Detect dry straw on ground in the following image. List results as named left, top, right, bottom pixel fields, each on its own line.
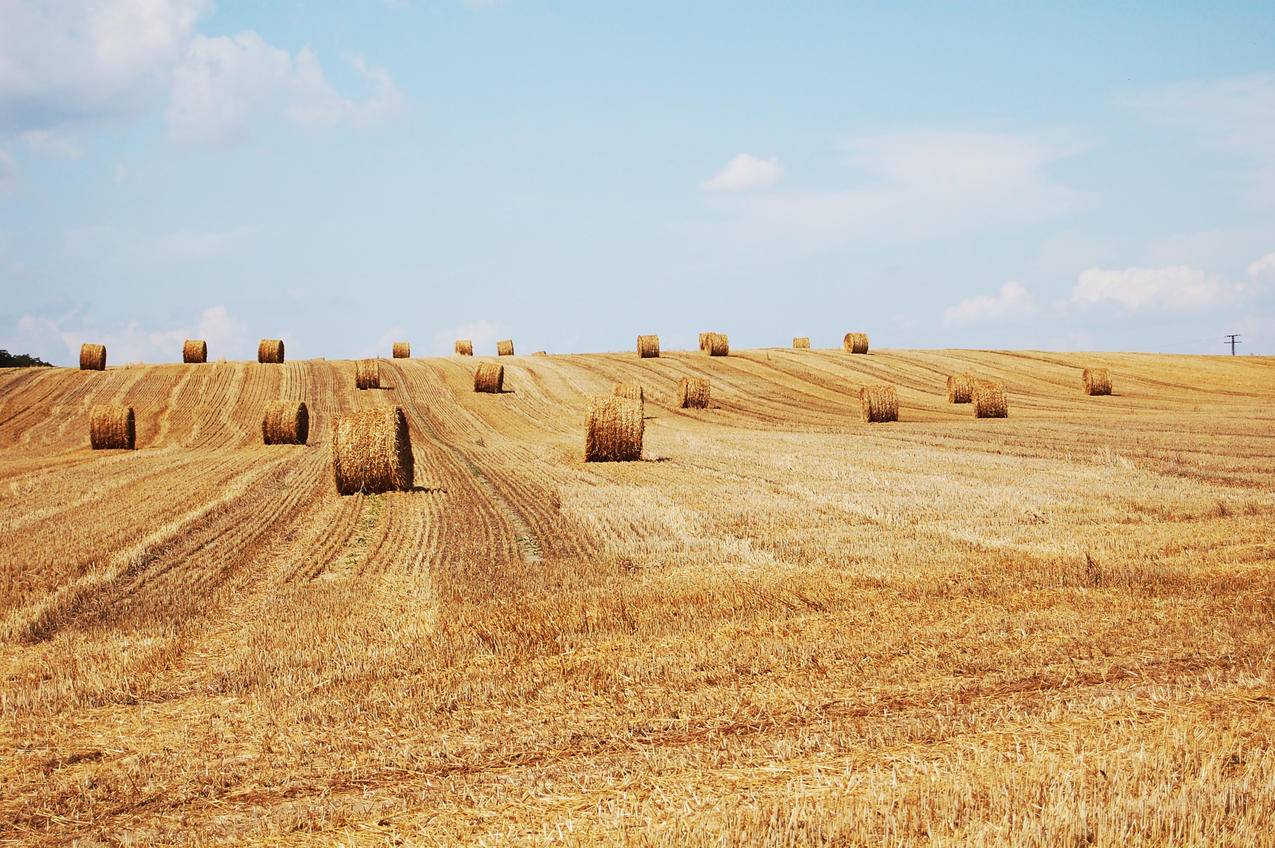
left=474, top=363, right=504, bottom=393
left=262, top=401, right=309, bottom=445
left=947, top=372, right=975, bottom=404
left=584, top=396, right=644, bottom=462
left=705, top=333, right=729, bottom=356
left=331, top=406, right=414, bottom=495
left=860, top=384, right=899, bottom=423
left=79, top=343, right=106, bottom=371
left=182, top=340, right=207, bottom=364
left=89, top=404, right=134, bottom=449
left=355, top=360, right=381, bottom=390
left=793, top=337, right=811, bottom=349
left=843, top=333, right=870, bottom=354
left=455, top=340, right=474, bottom=356
left=613, top=381, right=645, bottom=404
left=392, top=342, right=410, bottom=359
left=637, top=334, right=660, bottom=358
left=678, top=376, right=711, bottom=408
left=1083, top=368, right=1112, bottom=396
left=258, top=339, right=285, bottom=364
left=973, top=379, right=1008, bottom=418
left=497, top=339, right=515, bottom=356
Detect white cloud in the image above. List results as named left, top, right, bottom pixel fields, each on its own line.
left=943, top=281, right=1034, bottom=326
left=432, top=320, right=502, bottom=355
left=0, top=149, right=15, bottom=193
left=1248, top=251, right=1275, bottom=279
left=167, top=32, right=401, bottom=145
left=701, top=154, right=784, bottom=192
left=0, top=0, right=210, bottom=131
left=1072, top=265, right=1240, bottom=311
left=10, top=305, right=248, bottom=364
left=22, top=129, right=82, bottom=158
left=710, top=131, right=1085, bottom=250
left=154, top=229, right=241, bottom=261
left=1128, top=75, right=1275, bottom=206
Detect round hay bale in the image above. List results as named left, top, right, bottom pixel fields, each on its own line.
left=258, top=339, right=285, bottom=364
left=699, top=332, right=711, bottom=351
left=946, top=372, right=975, bottom=404
left=637, top=334, right=660, bottom=358
left=474, top=362, right=504, bottom=393
left=972, top=379, right=1008, bottom=418
left=1082, top=368, right=1112, bottom=396
left=332, top=406, right=414, bottom=495
left=262, top=401, right=309, bottom=445
left=705, top=333, right=729, bottom=356
left=792, top=337, right=811, bottom=349
left=392, top=342, right=411, bottom=359
left=79, top=343, right=106, bottom=371
left=90, top=404, right=134, bottom=449
left=584, top=396, right=644, bottom=462
left=455, top=339, right=474, bottom=356
left=842, top=333, right=870, bottom=354
left=859, top=385, right=898, bottom=423
left=497, top=339, right=515, bottom=356
left=678, top=376, right=710, bottom=409
left=531, top=350, right=548, bottom=356
left=182, top=339, right=207, bottom=363
left=613, top=381, right=645, bottom=405
left=355, top=359, right=381, bottom=390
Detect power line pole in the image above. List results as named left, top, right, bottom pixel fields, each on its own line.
left=1225, top=333, right=1241, bottom=355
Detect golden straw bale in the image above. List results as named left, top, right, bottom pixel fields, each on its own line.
left=584, top=396, right=644, bottom=462
left=262, top=401, right=309, bottom=445
left=392, top=342, right=410, bottom=359
left=793, top=337, right=810, bottom=349
left=332, top=406, right=414, bottom=495
left=699, top=332, right=710, bottom=351
left=705, top=332, right=729, bottom=356
left=258, top=339, right=285, bottom=363
left=182, top=339, right=207, bottom=363
left=859, top=385, right=899, bottom=423
left=637, top=334, right=660, bottom=358
left=355, top=359, right=381, bottom=390
left=842, top=333, right=870, bottom=354
left=474, top=362, right=504, bottom=393
left=1083, top=368, right=1112, bottom=396
left=79, top=343, right=106, bottom=371
left=455, top=339, right=474, bottom=356
left=497, top=339, right=515, bottom=356
left=946, top=372, right=975, bottom=404
left=972, top=379, right=1008, bottom=418
left=613, top=381, right=645, bottom=405
left=678, top=376, right=710, bottom=409
left=89, top=405, right=134, bottom=449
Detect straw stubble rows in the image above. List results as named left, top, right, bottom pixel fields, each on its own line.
left=1, top=348, right=1273, bottom=845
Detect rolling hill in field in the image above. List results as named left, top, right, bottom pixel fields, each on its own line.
left=2, top=347, right=1274, bottom=845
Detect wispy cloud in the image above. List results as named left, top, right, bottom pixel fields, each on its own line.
left=154, top=229, right=242, bottom=261
left=432, top=320, right=502, bottom=355
left=701, top=154, right=784, bottom=192
left=1072, top=265, right=1241, bottom=311
left=943, top=281, right=1034, bottom=326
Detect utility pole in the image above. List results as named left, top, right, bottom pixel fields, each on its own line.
left=1225, top=333, right=1241, bottom=355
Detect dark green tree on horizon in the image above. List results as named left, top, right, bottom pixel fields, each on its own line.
left=0, top=349, right=53, bottom=368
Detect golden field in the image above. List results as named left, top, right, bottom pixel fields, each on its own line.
left=1, top=347, right=1273, bottom=846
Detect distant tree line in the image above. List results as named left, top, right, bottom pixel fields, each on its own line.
left=0, top=349, right=53, bottom=368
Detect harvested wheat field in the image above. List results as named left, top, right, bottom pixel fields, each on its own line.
left=2, top=347, right=1275, bottom=846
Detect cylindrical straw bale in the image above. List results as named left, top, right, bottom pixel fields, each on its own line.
left=262, top=401, right=309, bottom=445
left=859, top=385, right=899, bottom=423
left=90, top=404, right=134, bottom=449
left=705, top=333, right=729, bottom=356
left=497, top=339, right=515, bottom=356
left=258, top=339, right=285, bottom=363
left=637, top=334, right=660, bottom=358
left=793, top=337, right=811, bottom=349
left=355, top=359, right=381, bottom=390
left=474, top=362, right=504, bottom=393
left=613, top=381, right=645, bottom=405
left=946, top=372, right=975, bottom=404
left=182, top=339, right=207, bottom=363
left=842, top=333, right=870, bottom=354
left=455, top=339, right=474, bottom=356
left=80, top=343, right=106, bottom=371
left=584, top=396, right=644, bottom=462
left=1082, top=368, right=1112, bottom=396
left=973, top=379, right=1008, bottom=418
left=392, top=342, right=410, bottom=359
left=331, top=407, right=414, bottom=495
left=699, top=332, right=710, bottom=351
left=678, top=376, right=710, bottom=409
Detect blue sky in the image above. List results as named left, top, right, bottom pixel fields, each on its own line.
left=3, top=1, right=1274, bottom=363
